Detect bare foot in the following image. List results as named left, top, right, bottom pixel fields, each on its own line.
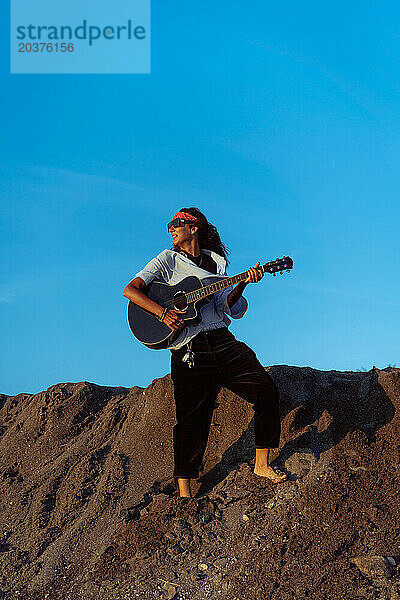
left=253, top=464, right=288, bottom=483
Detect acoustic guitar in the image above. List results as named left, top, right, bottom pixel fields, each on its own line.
left=127, top=256, right=293, bottom=349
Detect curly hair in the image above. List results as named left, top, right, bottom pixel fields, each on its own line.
left=171, top=207, right=230, bottom=265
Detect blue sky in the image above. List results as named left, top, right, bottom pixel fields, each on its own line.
left=1, top=1, right=399, bottom=395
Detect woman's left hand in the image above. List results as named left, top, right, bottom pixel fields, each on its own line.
left=245, top=261, right=264, bottom=284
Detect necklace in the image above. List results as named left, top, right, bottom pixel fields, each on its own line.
left=182, top=249, right=203, bottom=268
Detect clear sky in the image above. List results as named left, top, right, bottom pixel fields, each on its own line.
left=1, top=1, right=399, bottom=396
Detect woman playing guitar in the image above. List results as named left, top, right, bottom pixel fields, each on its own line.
left=123, top=207, right=288, bottom=497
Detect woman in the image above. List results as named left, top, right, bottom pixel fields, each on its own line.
left=123, top=207, right=287, bottom=497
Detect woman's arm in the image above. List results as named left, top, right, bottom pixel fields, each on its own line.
left=226, top=261, right=263, bottom=308
left=123, top=278, right=184, bottom=331
left=227, top=281, right=248, bottom=308
left=123, top=277, right=164, bottom=318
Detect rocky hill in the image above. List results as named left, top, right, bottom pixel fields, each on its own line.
left=0, top=365, right=399, bottom=600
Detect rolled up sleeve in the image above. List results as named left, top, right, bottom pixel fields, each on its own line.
left=214, top=286, right=248, bottom=319
left=134, top=251, right=168, bottom=286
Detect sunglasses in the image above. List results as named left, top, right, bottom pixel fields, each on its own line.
left=167, top=218, right=196, bottom=231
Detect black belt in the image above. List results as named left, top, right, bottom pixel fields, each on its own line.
left=171, top=327, right=229, bottom=367
left=196, top=327, right=229, bottom=337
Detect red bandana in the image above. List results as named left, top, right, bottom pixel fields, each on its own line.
left=172, top=211, right=201, bottom=223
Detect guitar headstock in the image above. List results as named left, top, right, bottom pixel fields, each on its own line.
left=263, top=256, right=293, bottom=276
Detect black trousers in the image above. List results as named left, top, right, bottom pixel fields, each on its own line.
left=170, top=327, right=281, bottom=479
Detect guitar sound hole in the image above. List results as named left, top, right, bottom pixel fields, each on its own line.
left=173, top=292, right=188, bottom=311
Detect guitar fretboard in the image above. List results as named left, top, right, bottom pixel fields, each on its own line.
left=186, top=272, right=252, bottom=303
left=185, top=264, right=270, bottom=304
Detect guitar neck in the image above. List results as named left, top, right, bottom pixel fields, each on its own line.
left=185, top=264, right=269, bottom=304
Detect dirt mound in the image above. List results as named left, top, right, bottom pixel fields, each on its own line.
left=0, top=366, right=399, bottom=600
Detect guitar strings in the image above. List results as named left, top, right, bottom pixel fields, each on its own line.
left=157, top=264, right=286, bottom=310
left=159, top=279, right=241, bottom=309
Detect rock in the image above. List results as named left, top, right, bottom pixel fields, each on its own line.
left=162, top=582, right=178, bottom=599
left=350, top=555, right=400, bottom=579
left=213, top=557, right=230, bottom=569
left=284, top=451, right=316, bottom=477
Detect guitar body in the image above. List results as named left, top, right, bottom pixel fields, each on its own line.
left=127, top=276, right=212, bottom=349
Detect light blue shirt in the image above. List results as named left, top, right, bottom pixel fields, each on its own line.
left=134, top=248, right=248, bottom=349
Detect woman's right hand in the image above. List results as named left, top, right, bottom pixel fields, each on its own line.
left=161, top=309, right=186, bottom=331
